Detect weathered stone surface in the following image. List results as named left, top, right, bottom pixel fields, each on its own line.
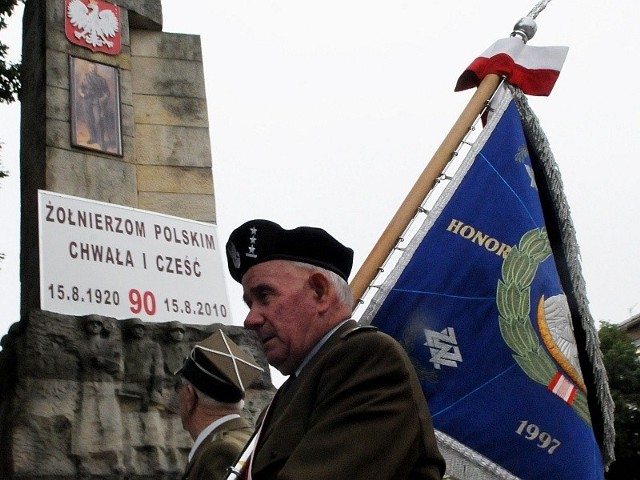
left=45, top=0, right=65, bottom=33
left=132, top=56, right=205, bottom=98
left=122, top=133, right=135, bottom=160
left=133, top=94, right=209, bottom=127
left=46, top=49, right=69, bottom=89
left=138, top=192, right=216, bottom=222
left=137, top=165, right=213, bottom=194
left=119, top=68, right=134, bottom=108
left=122, top=0, right=163, bottom=30
left=131, top=31, right=202, bottom=62
left=118, top=6, right=132, bottom=46
left=134, top=124, right=212, bottom=167
left=121, top=103, right=136, bottom=139
left=45, top=84, right=69, bottom=121
left=45, top=30, right=132, bottom=71
left=46, top=118, right=70, bottom=149
left=45, top=27, right=87, bottom=57
left=0, top=310, right=274, bottom=479
left=46, top=149, right=138, bottom=207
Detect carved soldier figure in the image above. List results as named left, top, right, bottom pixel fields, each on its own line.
left=163, top=321, right=191, bottom=378
left=120, top=318, right=167, bottom=473
left=162, top=320, right=193, bottom=473
left=72, top=314, right=124, bottom=475
left=122, top=317, right=164, bottom=408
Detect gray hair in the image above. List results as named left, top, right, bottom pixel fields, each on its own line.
left=291, top=261, right=353, bottom=307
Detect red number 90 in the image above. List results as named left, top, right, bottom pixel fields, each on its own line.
left=129, top=289, right=156, bottom=315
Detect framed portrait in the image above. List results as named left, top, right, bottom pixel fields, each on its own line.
left=69, top=56, right=122, bottom=156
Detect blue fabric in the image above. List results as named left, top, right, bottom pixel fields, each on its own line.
left=370, top=100, right=604, bottom=479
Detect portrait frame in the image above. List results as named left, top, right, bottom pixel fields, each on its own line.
left=69, top=56, right=122, bottom=156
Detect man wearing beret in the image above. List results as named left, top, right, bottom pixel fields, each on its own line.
left=176, top=330, right=263, bottom=480
left=226, top=219, right=445, bottom=479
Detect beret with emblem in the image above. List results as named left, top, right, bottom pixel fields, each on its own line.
left=226, top=219, right=354, bottom=283
left=177, top=330, right=263, bottom=403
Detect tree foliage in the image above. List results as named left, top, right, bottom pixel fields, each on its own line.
left=600, top=322, right=640, bottom=479
left=0, top=145, right=6, bottom=267
left=0, top=0, right=22, bottom=104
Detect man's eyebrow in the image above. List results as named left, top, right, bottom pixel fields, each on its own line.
left=243, top=283, right=270, bottom=305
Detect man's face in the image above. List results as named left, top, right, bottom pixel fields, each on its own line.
left=242, top=260, right=325, bottom=375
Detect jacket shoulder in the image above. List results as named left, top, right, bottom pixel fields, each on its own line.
left=339, top=324, right=378, bottom=339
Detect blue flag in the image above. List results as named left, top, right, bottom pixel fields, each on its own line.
left=359, top=87, right=606, bottom=479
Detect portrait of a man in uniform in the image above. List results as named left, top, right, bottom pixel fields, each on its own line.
left=70, top=56, right=122, bottom=155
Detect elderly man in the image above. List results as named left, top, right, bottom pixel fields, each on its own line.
left=176, top=330, right=263, bottom=480
left=225, top=219, right=445, bottom=480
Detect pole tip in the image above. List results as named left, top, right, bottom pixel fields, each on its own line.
left=511, top=17, right=537, bottom=43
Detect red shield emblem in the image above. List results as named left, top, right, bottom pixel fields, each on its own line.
left=65, top=0, right=121, bottom=55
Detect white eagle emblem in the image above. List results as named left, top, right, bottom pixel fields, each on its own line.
left=67, top=0, right=119, bottom=49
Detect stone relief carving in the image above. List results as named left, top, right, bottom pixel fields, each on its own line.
left=0, top=311, right=274, bottom=479
left=120, top=317, right=168, bottom=474
left=72, top=315, right=125, bottom=476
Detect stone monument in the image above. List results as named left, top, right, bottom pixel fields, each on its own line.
left=19, top=0, right=217, bottom=316
left=0, top=1, right=275, bottom=478
left=1, top=311, right=273, bottom=478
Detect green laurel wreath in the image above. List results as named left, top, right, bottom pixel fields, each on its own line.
left=497, top=227, right=591, bottom=425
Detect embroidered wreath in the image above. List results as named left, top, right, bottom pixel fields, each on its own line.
left=497, top=227, right=591, bottom=424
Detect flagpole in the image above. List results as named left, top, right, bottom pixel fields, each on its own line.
left=349, top=73, right=502, bottom=309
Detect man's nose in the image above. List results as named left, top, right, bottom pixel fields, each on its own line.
left=244, top=307, right=263, bottom=329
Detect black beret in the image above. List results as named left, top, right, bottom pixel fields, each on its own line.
left=226, top=219, right=354, bottom=283
left=177, top=330, right=263, bottom=403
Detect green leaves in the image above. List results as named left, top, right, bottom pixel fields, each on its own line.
left=0, top=0, right=22, bottom=104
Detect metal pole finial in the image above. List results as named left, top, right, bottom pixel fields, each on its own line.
left=511, top=17, right=537, bottom=43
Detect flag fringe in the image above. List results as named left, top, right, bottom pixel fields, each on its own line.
left=435, top=430, right=522, bottom=480
left=510, top=85, right=616, bottom=468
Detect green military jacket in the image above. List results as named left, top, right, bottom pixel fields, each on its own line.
left=251, top=320, right=446, bottom=479
left=183, top=416, right=253, bottom=480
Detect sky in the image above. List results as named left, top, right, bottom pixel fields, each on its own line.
left=1, top=0, right=639, bottom=345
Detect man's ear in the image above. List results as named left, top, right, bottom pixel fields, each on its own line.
left=308, top=272, right=331, bottom=310
left=186, top=384, right=198, bottom=413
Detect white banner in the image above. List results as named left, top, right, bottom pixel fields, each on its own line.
left=38, top=190, right=230, bottom=324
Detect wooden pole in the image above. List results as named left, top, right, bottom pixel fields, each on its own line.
left=349, top=73, right=502, bottom=309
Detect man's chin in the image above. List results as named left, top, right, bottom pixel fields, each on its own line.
left=265, top=354, right=293, bottom=376
left=265, top=353, right=285, bottom=370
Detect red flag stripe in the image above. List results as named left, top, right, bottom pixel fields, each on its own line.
left=455, top=37, right=568, bottom=96
left=548, top=372, right=578, bottom=405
